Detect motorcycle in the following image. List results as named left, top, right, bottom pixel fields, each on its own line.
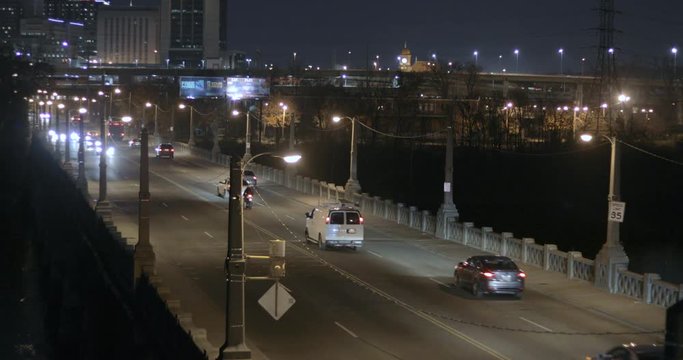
left=244, top=193, right=254, bottom=209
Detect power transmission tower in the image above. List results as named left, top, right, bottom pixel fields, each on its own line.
left=593, top=0, right=621, bottom=135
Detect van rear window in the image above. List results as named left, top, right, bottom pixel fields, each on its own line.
left=329, top=212, right=345, bottom=224
left=329, top=211, right=361, bottom=225
left=346, top=212, right=361, bottom=224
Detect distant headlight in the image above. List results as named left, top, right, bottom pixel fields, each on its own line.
left=95, top=140, right=102, bottom=147
left=70, top=132, right=80, bottom=141
left=106, top=147, right=115, bottom=156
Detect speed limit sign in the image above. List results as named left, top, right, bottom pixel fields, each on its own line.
left=608, top=201, right=626, bottom=223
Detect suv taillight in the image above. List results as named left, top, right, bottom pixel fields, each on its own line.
left=325, top=217, right=330, bottom=224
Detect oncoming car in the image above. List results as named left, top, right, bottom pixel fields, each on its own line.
left=589, top=343, right=664, bottom=359
left=454, top=255, right=526, bottom=298
left=155, top=143, right=174, bottom=158
left=128, top=138, right=141, bottom=147
left=243, top=170, right=257, bottom=186
left=305, top=203, right=364, bottom=250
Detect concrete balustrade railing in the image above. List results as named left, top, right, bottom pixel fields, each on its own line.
left=179, top=142, right=682, bottom=308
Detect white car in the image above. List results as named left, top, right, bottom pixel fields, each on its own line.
left=217, top=178, right=251, bottom=198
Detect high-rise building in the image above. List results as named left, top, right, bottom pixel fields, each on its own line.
left=17, top=17, right=85, bottom=66
left=96, top=7, right=160, bottom=65
left=43, top=0, right=101, bottom=60
left=159, top=0, right=220, bottom=69
left=0, top=1, right=22, bottom=44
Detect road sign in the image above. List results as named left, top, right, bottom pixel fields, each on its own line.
left=258, top=282, right=295, bottom=320
left=608, top=201, right=626, bottom=223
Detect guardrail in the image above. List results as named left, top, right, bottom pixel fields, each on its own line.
left=177, top=142, right=683, bottom=309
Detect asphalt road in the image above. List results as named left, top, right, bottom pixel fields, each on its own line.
left=80, top=143, right=665, bottom=360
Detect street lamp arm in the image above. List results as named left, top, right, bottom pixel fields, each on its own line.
left=241, top=152, right=302, bottom=172
left=241, top=152, right=273, bottom=170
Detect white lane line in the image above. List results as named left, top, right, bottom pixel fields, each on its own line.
left=181, top=215, right=189, bottom=221
left=334, top=321, right=358, bottom=338
left=519, top=317, right=553, bottom=332
left=285, top=215, right=296, bottom=221
left=429, top=278, right=448, bottom=287
left=367, top=250, right=383, bottom=258
left=204, top=231, right=214, bottom=238
left=161, top=202, right=168, bottom=208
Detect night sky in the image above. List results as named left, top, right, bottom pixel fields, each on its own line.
left=121, top=0, right=683, bottom=73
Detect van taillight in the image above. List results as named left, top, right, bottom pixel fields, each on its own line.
left=359, top=217, right=364, bottom=224
left=325, top=217, right=330, bottom=224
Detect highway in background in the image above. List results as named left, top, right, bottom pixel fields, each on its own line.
left=82, top=144, right=665, bottom=360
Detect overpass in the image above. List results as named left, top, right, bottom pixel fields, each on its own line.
left=48, top=65, right=671, bottom=108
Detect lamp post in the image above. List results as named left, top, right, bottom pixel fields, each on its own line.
left=580, top=133, right=629, bottom=292
left=437, top=122, right=459, bottom=238
left=178, top=103, right=196, bottom=146
left=98, top=91, right=110, bottom=211
left=145, top=102, right=163, bottom=143
left=558, top=48, right=564, bottom=74
left=76, top=106, right=88, bottom=195
left=55, top=103, right=64, bottom=160
left=332, top=115, right=362, bottom=195
left=220, top=152, right=301, bottom=360
left=473, top=51, right=478, bottom=67
left=672, top=47, right=678, bottom=79
left=513, top=49, right=519, bottom=73
left=231, top=109, right=253, bottom=162
left=279, top=103, right=287, bottom=140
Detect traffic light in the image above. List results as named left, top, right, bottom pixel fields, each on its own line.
left=270, top=257, right=286, bottom=278
left=269, top=240, right=286, bottom=279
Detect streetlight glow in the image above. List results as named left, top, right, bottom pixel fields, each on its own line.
left=580, top=134, right=593, bottom=142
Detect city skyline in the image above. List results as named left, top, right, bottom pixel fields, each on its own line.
left=112, top=0, right=683, bottom=73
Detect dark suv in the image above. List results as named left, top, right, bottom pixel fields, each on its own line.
left=155, top=143, right=174, bottom=159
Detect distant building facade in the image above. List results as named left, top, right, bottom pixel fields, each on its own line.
left=16, top=17, right=85, bottom=66
left=0, top=1, right=22, bottom=44
left=96, top=7, right=160, bottom=65
left=159, top=0, right=220, bottom=69
left=43, top=0, right=100, bottom=60
left=397, top=44, right=431, bottom=72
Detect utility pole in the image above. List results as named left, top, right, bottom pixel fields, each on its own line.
left=219, top=156, right=251, bottom=359
left=134, top=128, right=155, bottom=283
left=96, top=74, right=111, bottom=216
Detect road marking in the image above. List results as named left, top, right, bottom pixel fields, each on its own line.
left=126, top=155, right=508, bottom=360
left=246, top=220, right=511, bottom=360
left=204, top=231, right=214, bottom=238
left=519, top=317, right=553, bottom=332
left=285, top=215, right=296, bottom=221
left=429, top=278, right=448, bottom=287
left=181, top=215, right=189, bottom=221
left=367, top=250, right=383, bottom=258
left=334, top=321, right=358, bottom=338
left=161, top=202, right=168, bottom=208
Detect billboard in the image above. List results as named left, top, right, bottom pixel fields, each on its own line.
left=226, top=77, right=270, bottom=99
left=179, top=77, right=226, bottom=99
left=179, top=77, right=269, bottom=99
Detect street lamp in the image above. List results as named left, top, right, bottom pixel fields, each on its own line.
left=76, top=107, right=88, bottom=195
left=672, top=47, right=678, bottom=78
left=178, top=103, right=196, bottom=146
left=279, top=103, right=288, bottom=140
left=55, top=103, right=64, bottom=160
left=473, top=51, right=478, bottom=67
left=231, top=109, right=253, bottom=162
left=558, top=48, right=564, bottom=74
left=220, top=152, right=301, bottom=360
left=332, top=115, right=362, bottom=194
left=580, top=133, right=629, bottom=291
left=513, top=49, right=519, bottom=73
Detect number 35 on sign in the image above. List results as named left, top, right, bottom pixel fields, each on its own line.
left=608, top=201, right=626, bottom=223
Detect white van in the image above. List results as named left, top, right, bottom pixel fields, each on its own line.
left=305, top=203, right=364, bottom=250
